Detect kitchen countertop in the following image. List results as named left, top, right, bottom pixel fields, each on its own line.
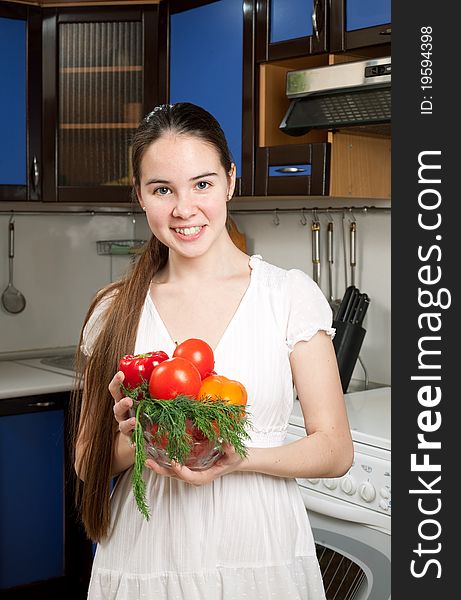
left=0, top=358, right=76, bottom=400
left=290, top=386, right=391, bottom=450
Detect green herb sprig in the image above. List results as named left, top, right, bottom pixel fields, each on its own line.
left=123, top=388, right=251, bottom=520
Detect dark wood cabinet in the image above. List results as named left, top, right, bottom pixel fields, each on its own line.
left=0, top=392, right=92, bottom=600
left=2, top=0, right=391, bottom=205
left=330, top=0, right=391, bottom=52
left=0, top=2, right=41, bottom=202
left=42, top=4, right=164, bottom=203
left=256, top=0, right=391, bottom=61
left=254, top=0, right=391, bottom=198
left=254, top=131, right=390, bottom=200
left=256, top=0, right=328, bottom=62
left=255, top=143, right=330, bottom=196
left=165, top=0, right=255, bottom=196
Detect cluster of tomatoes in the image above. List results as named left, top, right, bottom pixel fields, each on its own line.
left=119, top=338, right=247, bottom=408
left=119, top=339, right=248, bottom=461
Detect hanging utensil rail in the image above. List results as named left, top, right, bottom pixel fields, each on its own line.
left=0, top=205, right=390, bottom=218
left=230, top=206, right=389, bottom=217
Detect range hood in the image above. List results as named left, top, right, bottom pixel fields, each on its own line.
left=279, top=56, right=391, bottom=136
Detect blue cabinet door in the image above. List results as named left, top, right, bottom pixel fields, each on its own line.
left=345, top=0, right=391, bottom=31
left=257, top=0, right=327, bottom=62
left=330, top=0, right=391, bottom=51
left=0, top=409, right=65, bottom=589
left=0, top=17, right=27, bottom=186
left=169, top=0, right=243, bottom=178
left=269, top=0, right=313, bottom=43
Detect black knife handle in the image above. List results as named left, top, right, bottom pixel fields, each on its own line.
left=342, top=287, right=359, bottom=322
left=347, top=292, right=361, bottom=323
left=355, top=295, right=370, bottom=325
left=335, top=285, right=356, bottom=321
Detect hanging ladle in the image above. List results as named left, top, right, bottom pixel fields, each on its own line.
left=1, top=217, right=26, bottom=314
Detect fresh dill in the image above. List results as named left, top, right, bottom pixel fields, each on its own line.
left=126, top=391, right=251, bottom=519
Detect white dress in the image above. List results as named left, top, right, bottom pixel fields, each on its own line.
left=86, top=255, right=335, bottom=600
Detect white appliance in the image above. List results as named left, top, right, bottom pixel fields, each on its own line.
left=288, top=387, right=391, bottom=600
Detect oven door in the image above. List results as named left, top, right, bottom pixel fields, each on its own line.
left=301, top=488, right=391, bottom=600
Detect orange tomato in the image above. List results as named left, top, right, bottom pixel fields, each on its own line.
left=199, top=375, right=248, bottom=407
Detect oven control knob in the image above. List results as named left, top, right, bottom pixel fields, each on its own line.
left=359, top=481, right=376, bottom=502
left=380, top=486, right=390, bottom=499
left=307, top=479, right=320, bottom=485
left=379, top=499, right=390, bottom=511
left=340, top=476, right=356, bottom=495
left=323, top=478, right=337, bottom=490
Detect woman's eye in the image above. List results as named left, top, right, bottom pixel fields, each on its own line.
left=196, top=181, right=210, bottom=190
left=154, top=186, right=171, bottom=196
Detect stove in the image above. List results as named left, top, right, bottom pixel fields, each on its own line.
left=288, top=386, right=391, bottom=525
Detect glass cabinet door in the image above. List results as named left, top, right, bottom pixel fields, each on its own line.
left=0, top=2, right=41, bottom=203
left=0, top=16, right=26, bottom=189
left=58, top=20, right=143, bottom=189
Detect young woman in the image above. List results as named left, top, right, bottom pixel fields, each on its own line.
left=72, top=102, right=353, bottom=599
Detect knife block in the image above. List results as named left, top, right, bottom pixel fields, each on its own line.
left=332, top=320, right=366, bottom=393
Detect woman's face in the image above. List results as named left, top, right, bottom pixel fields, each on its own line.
left=136, top=132, right=235, bottom=259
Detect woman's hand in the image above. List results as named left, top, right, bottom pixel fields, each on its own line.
left=109, top=371, right=136, bottom=474
left=109, top=371, right=135, bottom=437
left=144, top=442, right=244, bottom=486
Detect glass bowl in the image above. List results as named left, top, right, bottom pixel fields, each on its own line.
left=139, top=413, right=223, bottom=471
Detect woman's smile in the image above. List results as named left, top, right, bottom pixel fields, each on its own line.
left=171, top=225, right=205, bottom=240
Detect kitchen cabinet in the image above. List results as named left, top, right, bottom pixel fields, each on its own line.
left=255, top=134, right=390, bottom=199
left=256, top=0, right=390, bottom=61
left=256, top=51, right=391, bottom=199
left=166, top=0, right=255, bottom=196
left=254, top=1, right=391, bottom=198
left=0, top=2, right=41, bottom=202
left=256, top=0, right=328, bottom=61
left=0, top=392, right=92, bottom=599
left=42, top=4, right=164, bottom=203
left=255, top=142, right=330, bottom=196
left=330, top=0, right=391, bottom=52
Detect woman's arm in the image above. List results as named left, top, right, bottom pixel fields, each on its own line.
left=239, top=331, right=353, bottom=478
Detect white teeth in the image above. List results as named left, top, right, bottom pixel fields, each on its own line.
left=174, top=226, right=202, bottom=236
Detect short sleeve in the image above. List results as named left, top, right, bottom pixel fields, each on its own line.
left=80, top=292, right=115, bottom=356
left=286, top=269, right=335, bottom=353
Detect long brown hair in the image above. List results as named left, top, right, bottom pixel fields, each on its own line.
left=70, top=103, right=234, bottom=541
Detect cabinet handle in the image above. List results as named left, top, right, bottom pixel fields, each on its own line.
left=27, top=401, right=56, bottom=408
left=31, top=155, right=40, bottom=191
left=312, top=0, right=322, bottom=41
left=274, top=167, right=307, bottom=174
left=379, top=28, right=392, bottom=35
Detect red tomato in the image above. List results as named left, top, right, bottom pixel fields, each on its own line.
left=173, top=338, right=215, bottom=379
left=150, top=419, right=215, bottom=461
left=186, top=418, right=215, bottom=442
left=149, top=423, right=168, bottom=449
left=119, top=351, right=169, bottom=389
left=148, top=357, right=202, bottom=400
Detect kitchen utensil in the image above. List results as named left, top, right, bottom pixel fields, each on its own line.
left=332, top=284, right=371, bottom=392
left=352, top=293, right=370, bottom=326
left=327, top=220, right=341, bottom=316
left=342, top=286, right=359, bottom=323
left=1, top=220, right=26, bottom=314
left=347, top=292, right=362, bottom=323
left=349, top=220, right=357, bottom=287
left=227, top=216, right=247, bottom=253
left=335, top=285, right=356, bottom=322
left=311, top=219, right=320, bottom=285
left=332, top=320, right=366, bottom=393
